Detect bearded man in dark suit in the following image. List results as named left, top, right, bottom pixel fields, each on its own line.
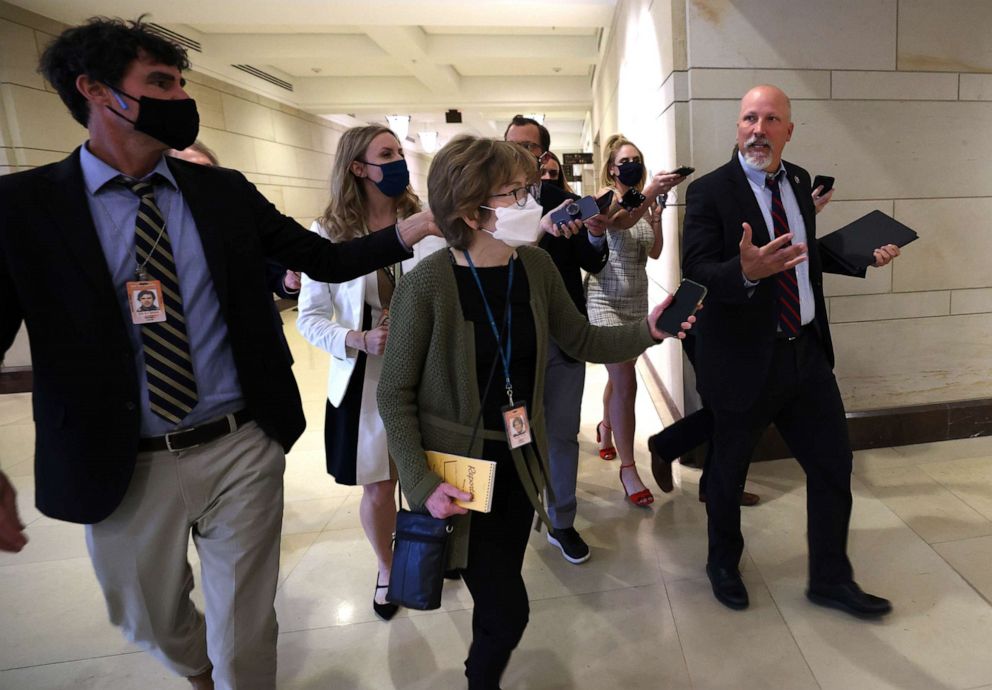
left=682, top=84, right=898, bottom=618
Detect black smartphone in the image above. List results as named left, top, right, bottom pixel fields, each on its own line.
left=656, top=279, right=707, bottom=336
left=812, top=175, right=835, bottom=195
left=550, top=195, right=600, bottom=226
left=672, top=165, right=695, bottom=177
left=619, top=187, right=646, bottom=211
left=595, top=190, right=614, bottom=213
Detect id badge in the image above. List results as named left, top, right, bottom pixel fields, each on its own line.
left=126, top=280, right=166, bottom=324
left=502, top=402, right=532, bottom=449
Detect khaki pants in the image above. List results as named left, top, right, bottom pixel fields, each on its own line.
left=86, top=421, right=285, bottom=690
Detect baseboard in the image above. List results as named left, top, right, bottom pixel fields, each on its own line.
left=0, top=368, right=32, bottom=394
left=751, top=398, right=992, bottom=461
left=637, top=361, right=992, bottom=459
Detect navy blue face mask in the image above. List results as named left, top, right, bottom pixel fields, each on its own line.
left=360, top=158, right=410, bottom=198
left=616, top=160, right=644, bottom=187
left=104, top=84, right=199, bottom=151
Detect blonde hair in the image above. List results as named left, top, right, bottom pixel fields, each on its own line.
left=427, top=135, right=538, bottom=250
left=319, top=125, right=421, bottom=242
left=599, top=133, right=646, bottom=190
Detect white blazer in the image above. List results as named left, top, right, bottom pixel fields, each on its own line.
left=296, top=220, right=447, bottom=407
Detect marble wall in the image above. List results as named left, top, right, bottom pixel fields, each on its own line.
left=592, top=0, right=690, bottom=411
left=593, top=0, right=992, bottom=412
left=0, top=1, right=430, bottom=369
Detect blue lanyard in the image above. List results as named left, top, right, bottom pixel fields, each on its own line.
left=464, top=250, right=515, bottom=405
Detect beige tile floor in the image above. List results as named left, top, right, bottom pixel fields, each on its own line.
left=2, top=317, right=992, bottom=689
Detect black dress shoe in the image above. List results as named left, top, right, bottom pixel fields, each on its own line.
left=706, top=564, right=749, bottom=610
left=647, top=435, right=675, bottom=493
left=806, top=581, right=892, bottom=618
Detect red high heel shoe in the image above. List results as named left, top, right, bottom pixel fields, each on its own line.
left=619, top=464, right=654, bottom=507
left=596, top=421, right=617, bottom=461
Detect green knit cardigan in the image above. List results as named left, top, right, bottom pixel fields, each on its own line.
left=377, top=245, right=657, bottom=567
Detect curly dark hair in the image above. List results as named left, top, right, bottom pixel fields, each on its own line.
left=39, top=15, right=190, bottom=127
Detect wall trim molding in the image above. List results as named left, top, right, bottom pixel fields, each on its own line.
left=639, top=362, right=992, bottom=459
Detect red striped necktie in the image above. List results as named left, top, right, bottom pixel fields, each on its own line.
left=765, top=173, right=801, bottom=336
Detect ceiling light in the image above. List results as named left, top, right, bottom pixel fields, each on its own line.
left=385, top=115, right=411, bottom=141
left=525, top=113, right=545, bottom=125
left=418, top=131, right=439, bottom=154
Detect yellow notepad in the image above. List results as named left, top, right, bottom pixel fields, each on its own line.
left=425, top=451, right=497, bottom=513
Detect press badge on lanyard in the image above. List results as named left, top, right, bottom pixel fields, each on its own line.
left=126, top=279, right=166, bottom=324
left=464, top=250, right=532, bottom=449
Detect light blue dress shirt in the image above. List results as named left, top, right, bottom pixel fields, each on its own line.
left=80, top=144, right=245, bottom=437
left=738, top=152, right=815, bottom=326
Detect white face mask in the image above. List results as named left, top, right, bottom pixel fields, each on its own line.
left=480, top=195, right=544, bottom=247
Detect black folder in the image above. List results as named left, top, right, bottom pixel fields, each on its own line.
left=818, top=210, right=918, bottom=273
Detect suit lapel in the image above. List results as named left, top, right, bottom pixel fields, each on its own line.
left=167, top=158, right=230, bottom=310
left=43, top=149, right=120, bottom=298
left=783, top=161, right=821, bottom=269
left=725, top=157, right=773, bottom=246
left=784, top=162, right=815, bottom=238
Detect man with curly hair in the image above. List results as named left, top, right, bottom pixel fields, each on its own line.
left=0, top=16, right=437, bottom=690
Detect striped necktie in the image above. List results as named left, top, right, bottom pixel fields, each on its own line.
left=118, top=175, right=199, bottom=424
left=765, top=173, right=801, bottom=336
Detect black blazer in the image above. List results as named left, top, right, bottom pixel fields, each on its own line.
left=681, top=155, right=860, bottom=411
left=538, top=182, right=609, bottom=316
left=0, top=148, right=412, bottom=524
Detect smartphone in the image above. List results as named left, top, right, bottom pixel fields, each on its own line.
left=550, top=195, right=600, bottom=226
left=595, top=190, right=614, bottom=213
left=619, top=187, right=646, bottom=211
left=672, top=165, right=695, bottom=177
left=656, top=279, right=707, bottom=336
left=812, top=175, right=835, bottom=195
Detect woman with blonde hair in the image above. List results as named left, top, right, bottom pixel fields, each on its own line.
left=297, top=124, right=429, bottom=621
left=378, top=134, right=692, bottom=688
left=587, top=134, right=687, bottom=506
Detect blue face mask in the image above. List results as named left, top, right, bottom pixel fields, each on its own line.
left=360, top=158, right=410, bottom=198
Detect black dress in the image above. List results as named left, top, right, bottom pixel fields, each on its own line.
left=322, top=304, right=373, bottom=485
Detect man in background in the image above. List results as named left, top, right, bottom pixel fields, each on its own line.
left=504, top=115, right=608, bottom=564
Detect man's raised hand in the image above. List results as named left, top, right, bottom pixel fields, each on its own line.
left=739, top=222, right=807, bottom=281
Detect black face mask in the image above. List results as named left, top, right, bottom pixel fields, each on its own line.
left=105, top=85, right=200, bottom=151
left=616, top=160, right=644, bottom=187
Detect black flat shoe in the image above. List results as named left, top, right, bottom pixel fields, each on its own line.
left=806, top=581, right=892, bottom=618
left=373, top=578, right=399, bottom=622
left=706, top=564, right=749, bottom=610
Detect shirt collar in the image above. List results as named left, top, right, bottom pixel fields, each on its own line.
left=80, top=142, right=178, bottom=195
left=737, top=150, right=785, bottom=190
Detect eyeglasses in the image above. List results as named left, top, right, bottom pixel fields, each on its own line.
left=482, top=184, right=539, bottom=209
left=514, top=141, right=544, bottom=155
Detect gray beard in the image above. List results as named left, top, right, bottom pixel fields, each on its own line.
left=742, top=147, right=770, bottom=170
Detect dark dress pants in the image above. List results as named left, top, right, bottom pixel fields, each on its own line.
left=706, top=329, right=854, bottom=585
left=459, top=469, right=535, bottom=690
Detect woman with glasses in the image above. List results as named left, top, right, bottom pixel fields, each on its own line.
left=296, top=124, right=430, bottom=622
left=587, top=134, right=687, bottom=506
left=378, top=135, right=692, bottom=689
